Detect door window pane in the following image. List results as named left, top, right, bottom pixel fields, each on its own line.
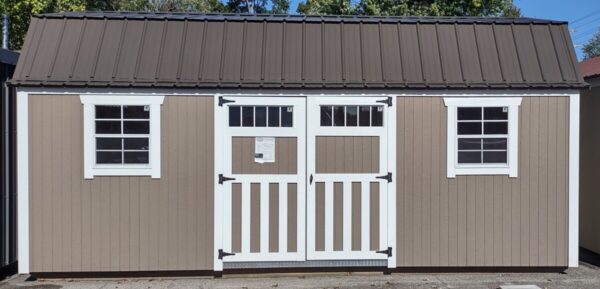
left=268, top=106, right=280, bottom=127
left=123, top=121, right=150, bottom=134
left=359, top=106, right=370, bottom=126
left=281, top=106, right=293, bottom=127
left=333, top=106, right=345, bottom=126
left=371, top=106, right=383, bottom=126
left=320, top=106, right=333, bottom=126
left=229, top=106, right=241, bottom=127
left=242, top=106, right=254, bottom=127
left=255, top=106, right=267, bottom=127
left=95, top=105, right=121, bottom=119
left=346, top=106, right=358, bottom=126
left=96, top=121, right=121, bottom=134
left=97, top=151, right=122, bottom=164
left=457, top=107, right=481, bottom=120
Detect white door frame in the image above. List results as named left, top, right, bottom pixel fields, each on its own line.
left=216, top=96, right=307, bottom=264
left=305, top=96, right=397, bottom=267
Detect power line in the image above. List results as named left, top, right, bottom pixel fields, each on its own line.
left=570, top=7, right=600, bottom=24
left=571, top=14, right=600, bottom=31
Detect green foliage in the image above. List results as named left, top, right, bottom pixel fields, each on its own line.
left=583, top=28, right=600, bottom=60
left=298, top=0, right=521, bottom=17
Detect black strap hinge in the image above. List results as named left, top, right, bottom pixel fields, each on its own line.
left=218, top=174, right=236, bottom=184
left=376, top=172, right=392, bottom=183
left=218, top=96, right=235, bottom=106
left=376, top=247, right=393, bottom=257
left=376, top=97, right=392, bottom=107
left=218, top=249, right=235, bottom=259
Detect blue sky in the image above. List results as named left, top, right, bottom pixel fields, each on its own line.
left=287, top=0, right=600, bottom=60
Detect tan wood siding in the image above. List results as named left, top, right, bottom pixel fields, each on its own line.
left=28, top=95, right=214, bottom=272
left=581, top=85, right=600, bottom=255
left=396, top=96, right=569, bottom=267
left=333, top=182, right=343, bottom=251
left=315, top=182, right=325, bottom=251
left=315, top=136, right=379, bottom=174
left=232, top=137, right=297, bottom=174
left=287, top=183, right=298, bottom=253
left=351, top=183, right=362, bottom=251
left=269, top=183, right=280, bottom=253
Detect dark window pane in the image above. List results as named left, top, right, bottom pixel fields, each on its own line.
left=483, top=151, right=507, bottom=163
left=97, top=137, right=122, bottom=150
left=333, top=106, right=345, bottom=126
left=124, top=105, right=150, bottom=119
left=124, top=152, right=149, bottom=164
left=95, top=105, right=120, bottom=119
left=371, top=106, right=383, bottom=126
left=457, top=107, right=481, bottom=120
left=346, top=106, right=358, bottom=126
left=457, top=122, right=482, bottom=135
left=255, top=106, right=267, bottom=127
left=484, top=122, right=508, bottom=135
left=359, top=106, right=370, bottom=126
left=320, top=106, right=332, bottom=126
left=97, top=151, right=122, bottom=164
left=96, top=121, right=121, bottom=134
left=281, top=106, right=293, bottom=127
left=482, top=138, right=507, bottom=150
left=229, top=106, right=241, bottom=127
left=458, top=138, right=481, bottom=150
left=124, top=138, right=149, bottom=150
left=242, top=106, right=254, bottom=127
left=484, top=107, right=508, bottom=120
left=268, top=106, right=280, bottom=127
left=124, top=121, right=149, bottom=134
left=458, top=151, right=481, bottom=163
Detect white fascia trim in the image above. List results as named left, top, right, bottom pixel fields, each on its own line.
left=568, top=93, right=580, bottom=268
left=444, top=97, right=522, bottom=178
left=80, top=94, right=165, bottom=179
left=17, top=90, right=29, bottom=274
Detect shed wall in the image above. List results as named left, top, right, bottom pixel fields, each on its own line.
left=396, top=96, right=569, bottom=267
left=580, top=82, right=600, bottom=255
left=28, top=94, right=215, bottom=272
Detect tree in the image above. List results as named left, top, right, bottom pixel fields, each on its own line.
left=583, top=28, right=600, bottom=60
left=297, top=0, right=521, bottom=17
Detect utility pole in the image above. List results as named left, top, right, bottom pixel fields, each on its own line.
left=2, top=15, right=8, bottom=49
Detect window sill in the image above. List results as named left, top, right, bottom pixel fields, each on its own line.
left=84, top=167, right=160, bottom=179
left=448, top=166, right=516, bottom=178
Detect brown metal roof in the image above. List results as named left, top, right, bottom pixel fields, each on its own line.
left=580, top=56, right=600, bottom=79
left=11, top=12, right=586, bottom=89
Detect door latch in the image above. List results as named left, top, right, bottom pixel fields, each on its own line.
left=376, top=247, right=393, bottom=257
left=218, top=249, right=236, bottom=259
left=218, top=96, right=235, bottom=106
left=218, top=174, right=236, bottom=184
left=309, top=174, right=313, bottom=185
left=376, top=172, right=392, bottom=183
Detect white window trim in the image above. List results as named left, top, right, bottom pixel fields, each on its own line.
left=444, top=97, right=522, bottom=178
left=80, top=95, right=164, bottom=179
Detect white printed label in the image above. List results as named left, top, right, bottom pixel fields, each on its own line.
left=255, top=137, right=275, bottom=163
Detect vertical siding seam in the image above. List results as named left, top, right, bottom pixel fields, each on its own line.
left=415, top=23, right=426, bottom=84
left=68, top=19, right=87, bottom=79
left=321, top=22, right=325, bottom=83
left=132, top=19, right=148, bottom=83
left=510, top=24, right=527, bottom=84
left=472, top=24, right=487, bottom=83
left=359, top=22, right=366, bottom=82
left=453, top=23, right=466, bottom=82
left=378, top=22, right=386, bottom=84
left=111, top=18, right=128, bottom=81
left=260, top=21, right=267, bottom=83
left=25, top=19, right=47, bottom=79
left=547, top=24, right=567, bottom=82
left=395, top=24, right=405, bottom=83
left=239, top=21, right=249, bottom=83
left=301, top=21, right=306, bottom=83
left=197, top=20, right=208, bottom=82
left=90, top=19, right=108, bottom=80
left=154, top=20, right=169, bottom=82
left=529, top=24, right=547, bottom=83
left=340, top=22, right=346, bottom=83
left=175, top=20, right=188, bottom=82
left=434, top=23, right=447, bottom=83
left=280, top=21, right=286, bottom=83
left=218, top=21, right=229, bottom=84
left=491, top=24, right=507, bottom=85
left=47, top=18, right=68, bottom=80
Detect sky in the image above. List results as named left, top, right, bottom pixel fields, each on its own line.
left=287, top=0, right=600, bottom=60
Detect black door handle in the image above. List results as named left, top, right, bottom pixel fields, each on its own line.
left=309, top=174, right=313, bottom=185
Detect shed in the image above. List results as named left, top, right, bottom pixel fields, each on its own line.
left=12, top=12, right=585, bottom=276
left=0, top=48, right=18, bottom=279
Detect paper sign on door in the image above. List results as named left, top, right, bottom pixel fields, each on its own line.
left=255, top=137, right=275, bottom=163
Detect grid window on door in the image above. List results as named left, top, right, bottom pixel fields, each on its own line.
left=319, top=105, right=383, bottom=127
left=95, top=105, right=150, bottom=164
left=457, top=107, right=508, bottom=164
left=229, top=105, right=293, bottom=127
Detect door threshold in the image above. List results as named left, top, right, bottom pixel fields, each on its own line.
left=223, top=259, right=387, bottom=269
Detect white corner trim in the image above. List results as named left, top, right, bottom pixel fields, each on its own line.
left=80, top=95, right=164, bottom=179
left=568, top=93, right=580, bottom=268
left=387, top=97, right=397, bottom=268
left=17, top=90, right=29, bottom=274
left=213, top=95, right=224, bottom=272
left=444, top=97, right=522, bottom=178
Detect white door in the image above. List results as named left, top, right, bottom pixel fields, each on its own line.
left=306, top=97, right=392, bottom=260
left=219, top=96, right=306, bottom=262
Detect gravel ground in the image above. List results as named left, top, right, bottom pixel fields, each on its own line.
left=1, top=262, right=600, bottom=289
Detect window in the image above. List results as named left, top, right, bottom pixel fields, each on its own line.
left=444, top=97, right=521, bottom=178
left=81, top=95, right=164, bottom=179
left=320, top=105, right=383, bottom=127
left=229, top=105, right=292, bottom=127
